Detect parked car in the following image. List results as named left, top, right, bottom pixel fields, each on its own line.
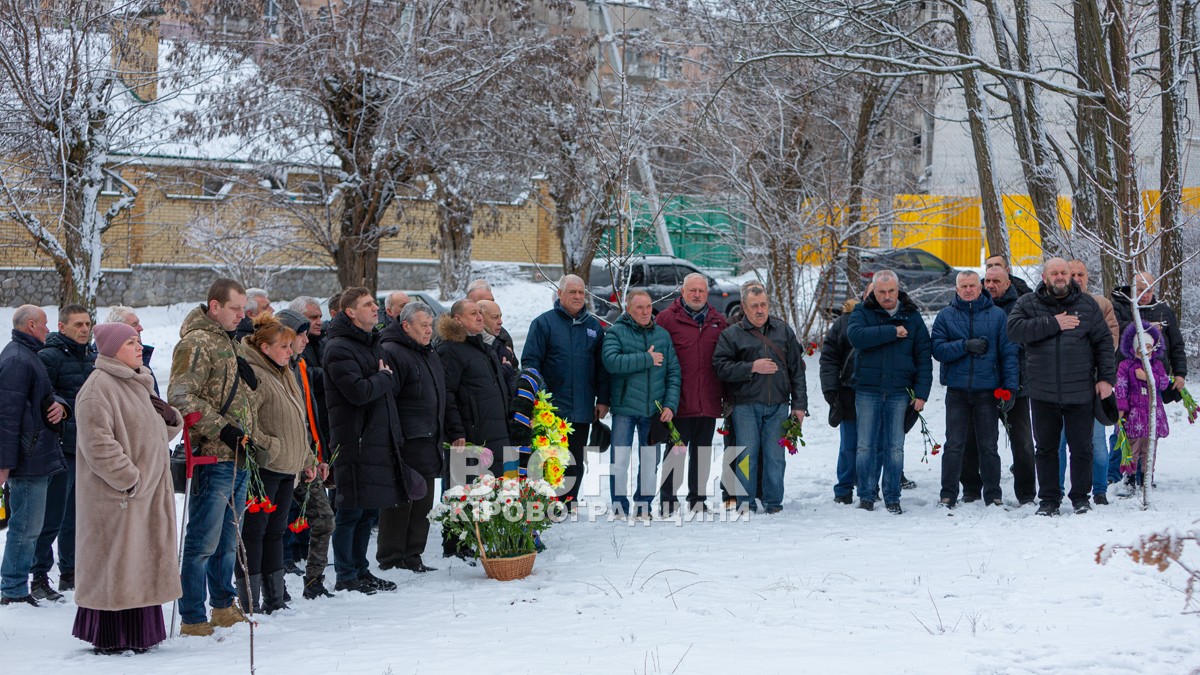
left=818, top=247, right=959, bottom=316
left=374, top=290, right=449, bottom=326
left=589, top=255, right=741, bottom=321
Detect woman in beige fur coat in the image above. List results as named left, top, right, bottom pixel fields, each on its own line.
left=72, top=322, right=182, bottom=654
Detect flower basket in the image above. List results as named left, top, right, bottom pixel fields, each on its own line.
left=431, top=475, right=563, bottom=581
left=475, top=521, right=537, bottom=581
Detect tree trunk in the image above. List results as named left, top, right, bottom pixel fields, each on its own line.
left=1104, top=0, right=1142, bottom=280
left=1159, top=0, right=1186, bottom=318
left=844, top=77, right=883, bottom=291
left=334, top=193, right=382, bottom=293
left=984, top=0, right=1065, bottom=254
left=951, top=0, right=1008, bottom=259
left=1074, top=0, right=1121, bottom=291
left=435, top=184, right=474, bottom=299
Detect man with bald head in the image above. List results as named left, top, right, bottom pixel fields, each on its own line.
left=467, top=280, right=517, bottom=359
left=478, top=299, right=518, bottom=386
left=522, top=275, right=611, bottom=510
left=1, top=305, right=69, bottom=606
left=385, top=291, right=410, bottom=319
left=1008, top=258, right=1116, bottom=516
left=1057, top=260, right=1119, bottom=504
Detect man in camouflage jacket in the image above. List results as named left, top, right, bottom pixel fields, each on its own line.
left=168, top=278, right=257, bottom=636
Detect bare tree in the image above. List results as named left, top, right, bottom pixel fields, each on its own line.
left=181, top=0, right=574, bottom=294
left=0, top=1, right=204, bottom=310
left=186, top=200, right=308, bottom=289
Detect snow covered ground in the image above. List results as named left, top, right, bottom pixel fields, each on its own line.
left=1, top=279, right=1199, bottom=674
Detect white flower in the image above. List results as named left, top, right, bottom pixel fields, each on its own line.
left=469, top=484, right=495, bottom=498
left=443, top=485, right=466, bottom=500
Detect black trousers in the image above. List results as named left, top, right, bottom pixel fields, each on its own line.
left=1030, top=399, right=1094, bottom=504
left=240, top=469, right=295, bottom=577
left=961, top=395, right=1036, bottom=503
left=377, top=475, right=436, bottom=568
left=941, top=389, right=1002, bottom=502
left=660, top=417, right=717, bottom=506
left=562, top=422, right=591, bottom=506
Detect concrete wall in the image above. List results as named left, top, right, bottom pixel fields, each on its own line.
left=0, top=260, right=564, bottom=308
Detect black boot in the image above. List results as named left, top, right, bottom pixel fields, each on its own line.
left=235, top=573, right=262, bottom=615
left=302, top=574, right=334, bottom=599
left=58, top=571, right=75, bottom=592
left=402, top=555, right=437, bottom=573
left=261, top=570, right=290, bottom=614
left=30, top=574, right=64, bottom=603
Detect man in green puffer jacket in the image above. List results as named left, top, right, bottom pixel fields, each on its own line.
left=601, top=290, right=680, bottom=519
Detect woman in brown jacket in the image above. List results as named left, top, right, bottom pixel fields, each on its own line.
left=72, top=322, right=183, bottom=654
left=238, top=315, right=313, bottom=614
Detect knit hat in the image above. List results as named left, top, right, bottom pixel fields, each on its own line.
left=274, top=308, right=310, bottom=335
left=93, top=322, right=138, bottom=358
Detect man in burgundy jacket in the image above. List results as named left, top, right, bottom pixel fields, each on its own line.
left=656, top=273, right=728, bottom=513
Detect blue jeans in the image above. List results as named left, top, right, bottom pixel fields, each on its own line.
left=1058, top=420, right=1108, bottom=496
left=730, top=403, right=789, bottom=510
left=33, top=456, right=75, bottom=577
left=332, top=508, right=378, bottom=583
left=180, top=461, right=248, bottom=624
left=1106, top=430, right=1126, bottom=484
left=855, top=391, right=908, bottom=505
left=835, top=421, right=858, bottom=498
left=835, top=421, right=886, bottom=498
left=610, top=415, right=657, bottom=514
left=1, top=475, right=52, bottom=598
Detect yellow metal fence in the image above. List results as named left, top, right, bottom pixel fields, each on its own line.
left=798, top=191, right=1198, bottom=268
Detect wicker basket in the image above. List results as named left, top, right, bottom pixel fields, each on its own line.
left=474, top=522, right=537, bottom=581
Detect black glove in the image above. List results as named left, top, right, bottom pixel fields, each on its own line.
left=149, top=395, right=179, bottom=426
left=1000, top=398, right=1015, bottom=415
left=219, top=424, right=246, bottom=451
left=236, top=356, right=259, bottom=391
left=823, top=390, right=838, bottom=406
left=964, top=338, right=988, bottom=355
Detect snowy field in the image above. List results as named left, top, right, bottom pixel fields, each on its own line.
left=2, top=278, right=1199, bottom=674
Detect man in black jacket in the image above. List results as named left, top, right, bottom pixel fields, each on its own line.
left=31, top=304, right=94, bottom=600
left=986, top=254, right=1034, bottom=296
left=436, top=300, right=511, bottom=483
left=0, top=305, right=69, bottom=607
left=323, top=287, right=400, bottom=595
left=379, top=302, right=445, bottom=573
left=820, top=297, right=865, bottom=505
left=713, top=286, right=807, bottom=514
left=1007, top=258, right=1116, bottom=516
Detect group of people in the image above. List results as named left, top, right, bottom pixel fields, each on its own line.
left=819, top=255, right=1185, bottom=517
left=0, top=255, right=1188, bottom=654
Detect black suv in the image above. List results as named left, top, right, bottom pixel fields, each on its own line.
left=589, top=255, right=741, bottom=321
left=819, top=247, right=959, bottom=316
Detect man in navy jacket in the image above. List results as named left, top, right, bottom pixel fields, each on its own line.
left=931, top=271, right=1019, bottom=508
left=522, top=275, right=611, bottom=509
left=847, top=272, right=932, bottom=514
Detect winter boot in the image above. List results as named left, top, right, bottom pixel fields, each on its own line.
left=180, top=621, right=214, bottom=637
left=261, top=570, right=291, bottom=614
left=234, top=573, right=262, bottom=616
left=1035, top=501, right=1060, bottom=517
left=302, top=574, right=334, bottom=599
left=210, top=604, right=248, bottom=627
left=58, top=570, right=75, bottom=591
left=30, top=574, right=64, bottom=603
left=402, top=555, right=438, bottom=573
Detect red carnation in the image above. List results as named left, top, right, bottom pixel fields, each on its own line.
left=993, top=388, right=1012, bottom=402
